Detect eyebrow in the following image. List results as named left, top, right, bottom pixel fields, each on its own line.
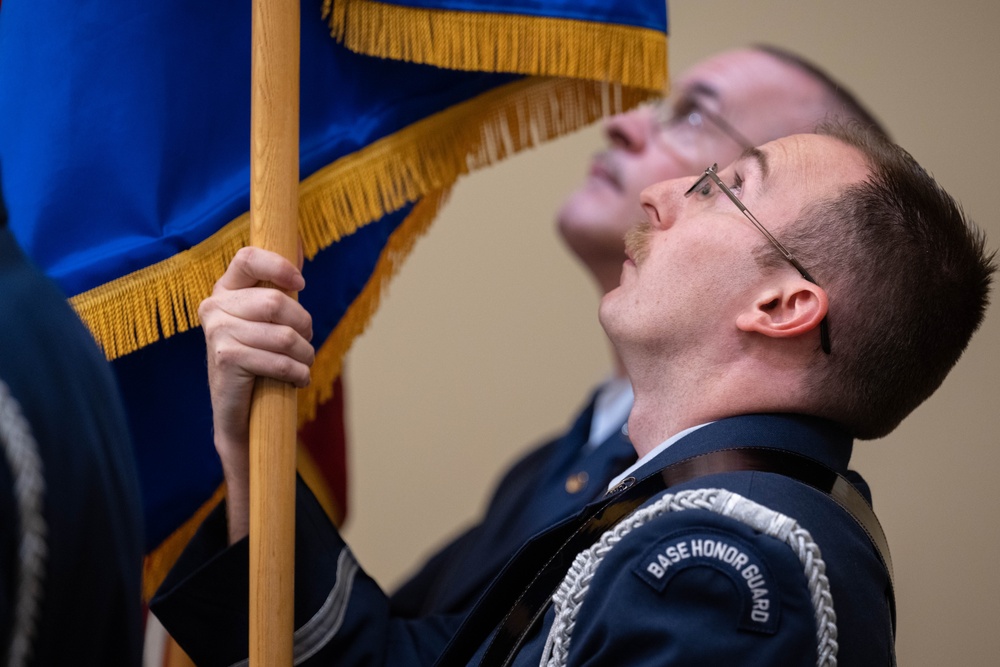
left=738, top=146, right=769, bottom=185
left=685, top=81, right=721, bottom=102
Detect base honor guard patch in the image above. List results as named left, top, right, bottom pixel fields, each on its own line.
left=633, top=528, right=781, bottom=634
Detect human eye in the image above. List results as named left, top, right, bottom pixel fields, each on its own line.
left=728, top=172, right=744, bottom=196
left=674, top=97, right=697, bottom=120
left=657, top=97, right=697, bottom=130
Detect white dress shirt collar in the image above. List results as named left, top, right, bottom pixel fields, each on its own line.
left=606, top=421, right=714, bottom=491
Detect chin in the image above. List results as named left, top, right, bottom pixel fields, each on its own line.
left=597, top=290, right=622, bottom=331
left=558, top=212, right=627, bottom=251
left=558, top=186, right=622, bottom=228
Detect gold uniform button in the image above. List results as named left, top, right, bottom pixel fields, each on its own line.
left=565, top=471, right=589, bottom=494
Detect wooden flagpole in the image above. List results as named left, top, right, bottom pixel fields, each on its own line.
left=249, top=0, right=300, bottom=662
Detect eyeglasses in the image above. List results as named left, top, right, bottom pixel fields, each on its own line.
left=684, top=163, right=832, bottom=354
left=654, top=97, right=755, bottom=152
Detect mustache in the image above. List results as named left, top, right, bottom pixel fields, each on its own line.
left=624, top=221, right=653, bottom=266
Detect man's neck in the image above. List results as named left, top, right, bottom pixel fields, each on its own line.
left=624, top=356, right=809, bottom=458
left=627, top=408, right=715, bottom=459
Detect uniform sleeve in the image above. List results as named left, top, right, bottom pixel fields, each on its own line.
left=555, top=510, right=823, bottom=667
left=151, top=477, right=462, bottom=667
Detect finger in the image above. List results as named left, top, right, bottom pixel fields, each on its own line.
left=226, top=346, right=311, bottom=388
left=209, top=323, right=313, bottom=387
left=200, top=286, right=313, bottom=343
left=232, top=319, right=315, bottom=369
left=218, top=246, right=305, bottom=293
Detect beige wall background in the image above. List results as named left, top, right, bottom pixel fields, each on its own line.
left=341, top=1, right=1000, bottom=664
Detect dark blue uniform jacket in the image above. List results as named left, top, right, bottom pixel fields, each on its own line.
left=0, top=225, right=143, bottom=665
left=152, top=414, right=893, bottom=666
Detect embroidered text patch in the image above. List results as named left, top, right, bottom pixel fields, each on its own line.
left=633, top=528, right=781, bottom=634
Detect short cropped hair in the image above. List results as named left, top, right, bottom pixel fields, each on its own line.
left=759, top=122, right=995, bottom=438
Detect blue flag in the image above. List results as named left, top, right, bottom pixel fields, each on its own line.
left=0, top=0, right=668, bottom=595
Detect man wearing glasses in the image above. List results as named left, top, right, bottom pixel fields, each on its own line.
left=153, top=122, right=993, bottom=665
left=389, top=45, right=885, bottom=618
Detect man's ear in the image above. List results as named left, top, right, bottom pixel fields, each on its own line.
left=735, top=279, right=829, bottom=341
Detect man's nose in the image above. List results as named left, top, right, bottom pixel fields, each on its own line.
left=638, top=176, right=691, bottom=229
left=603, top=106, right=655, bottom=153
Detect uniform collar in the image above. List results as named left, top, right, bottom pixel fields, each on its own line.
left=629, top=413, right=854, bottom=483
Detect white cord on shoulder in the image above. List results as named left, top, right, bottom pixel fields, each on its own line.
left=0, top=379, right=47, bottom=667
left=539, top=488, right=838, bottom=667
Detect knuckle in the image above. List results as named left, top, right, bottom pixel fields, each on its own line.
left=277, top=326, right=299, bottom=348
left=261, top=290, right=286, bottom=321
left=275, top=355, right=297, bottom=379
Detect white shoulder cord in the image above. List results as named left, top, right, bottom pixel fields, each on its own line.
left=539, top=488, right=838, bottom=667
left=0, top=379, right=47, bottom=667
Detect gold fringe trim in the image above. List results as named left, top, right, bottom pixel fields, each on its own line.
left=72, top=216, right=248, bottom=364
left=322, top=0, right=667, bottom=92
left=70, top=76, right=657, bottom=363
left=142, top=484, right=226, bottom=601
left=295, top=77, right=655, bottom=259
left=297, top=189, right=448, bottom=426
